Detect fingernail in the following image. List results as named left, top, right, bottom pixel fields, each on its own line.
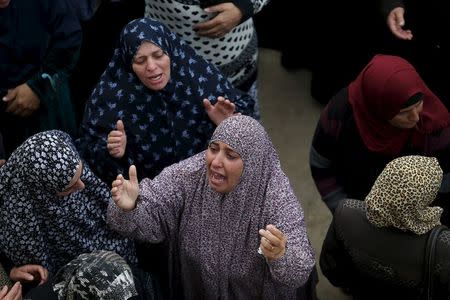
left=204, top=8, right=210, bottom=12
left=2, top=97, right=7, bottom=101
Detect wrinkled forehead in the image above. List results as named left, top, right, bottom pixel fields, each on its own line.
left=210, top=116, right=269, bottom=162
left=121, top=18, right=171, bottom=58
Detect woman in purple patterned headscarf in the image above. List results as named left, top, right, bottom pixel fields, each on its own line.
left=107, top=115, right=315, bottom=299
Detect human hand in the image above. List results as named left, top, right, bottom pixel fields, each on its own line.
left=387, top=7, right=413, bottom=40
left=111, top=165, right=139, bottom=211
left=203, top=96, right=236, bottom=125
left=107, top=120, right=127, bottom=158
left=3, top=83, right=40, bottom=117
left=10, top=264, right=48, bottom=285
left=193, top=3, right=242, bottom=38
left=258, top=224, right=287, bottom=262
left=0, top=282, right=22, bottom=300
left=0, top=159, right=5, bottom=167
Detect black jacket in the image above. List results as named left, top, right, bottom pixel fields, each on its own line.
left=320, top=199, right=450, bottom=300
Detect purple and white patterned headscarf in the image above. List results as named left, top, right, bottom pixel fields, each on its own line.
left=177, top=115, right=315, bottom=298
left=108, top=115, right=314, bottom=299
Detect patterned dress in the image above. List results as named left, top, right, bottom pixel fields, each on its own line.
left=108, top=115, right=315, bottom=299
left=144, top=0, right=269, bottom=98
left=77, top=17, right=256, bottom=183
left=0, top=131, right=136, bottom=274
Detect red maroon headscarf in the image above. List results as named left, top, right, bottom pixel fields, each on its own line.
left=348, top=54, right=450, bottom=155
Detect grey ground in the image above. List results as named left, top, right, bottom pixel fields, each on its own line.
left=258, top=48, right=351, bottom=300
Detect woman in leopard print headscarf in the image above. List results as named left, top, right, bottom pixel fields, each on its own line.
left=320, top=155, right=450, bottom=300
left=366, top=155, right=443, bottom=234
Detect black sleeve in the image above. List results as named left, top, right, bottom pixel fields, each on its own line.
left=76, top=123, right=133, bottom=184
left=231, top=0, right=254, bottom=22
left=433, top=233, right=450, bottom=299
left=0, top=132, right=5, bottom=160
left=380, top=0, right=405, bottom=18
left=319, top=202, right=354, bottom=288
left=27, top=0, right=82, bottom=105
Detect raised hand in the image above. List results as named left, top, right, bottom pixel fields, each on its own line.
left=10, top=264, right=48, bottom=285
left=107, top=120, right=127, bottom=158
left=203, top=96, right=236, bottom=125
left=0, top=282, right=22, bottom=300
left=111, top=165, right=139, bottom=211
left=387, top=7, right=413, bottom=40
left=193, top=3, right=242, bottom=38
left=3, top=83, right=40, bottom=117
left=258, top=224, right=287, bottom=262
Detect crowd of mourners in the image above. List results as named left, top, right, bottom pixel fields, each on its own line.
left=1, top=0, right=450, bottom=299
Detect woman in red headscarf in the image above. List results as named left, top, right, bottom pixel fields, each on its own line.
left=310, top=54, right=450, bottom=214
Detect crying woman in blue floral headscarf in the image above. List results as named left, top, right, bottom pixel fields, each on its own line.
left=77, top=17, right=257, bottom=184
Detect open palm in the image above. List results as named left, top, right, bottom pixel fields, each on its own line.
left=203, top=96, right=236, bottom=125
left=111, top=165, right=139, bottom=211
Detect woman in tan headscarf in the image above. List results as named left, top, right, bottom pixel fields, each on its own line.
left=320, top=155, right=450, bottom=300
left=366, top=155, right=442, bottom=234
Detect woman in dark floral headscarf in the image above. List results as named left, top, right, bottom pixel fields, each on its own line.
left=77, top=17, right=256, bottom=184
left=108, top=115, right=315, bottom=299
left=0, top=130, right=136, bottom=275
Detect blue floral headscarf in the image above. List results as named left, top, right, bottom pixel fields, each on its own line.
left=77, top=17, right=255, bottom=183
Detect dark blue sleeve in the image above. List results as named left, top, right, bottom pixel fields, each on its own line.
left=76, top=120, right=131, bottom=184
left=45, top=0, right=82, bottom=51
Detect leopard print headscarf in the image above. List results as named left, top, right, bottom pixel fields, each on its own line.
left=366, top=155, right=443, bottom=234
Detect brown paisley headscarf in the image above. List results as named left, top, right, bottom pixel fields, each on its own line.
left=366, top=155, right=443, bottom=234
